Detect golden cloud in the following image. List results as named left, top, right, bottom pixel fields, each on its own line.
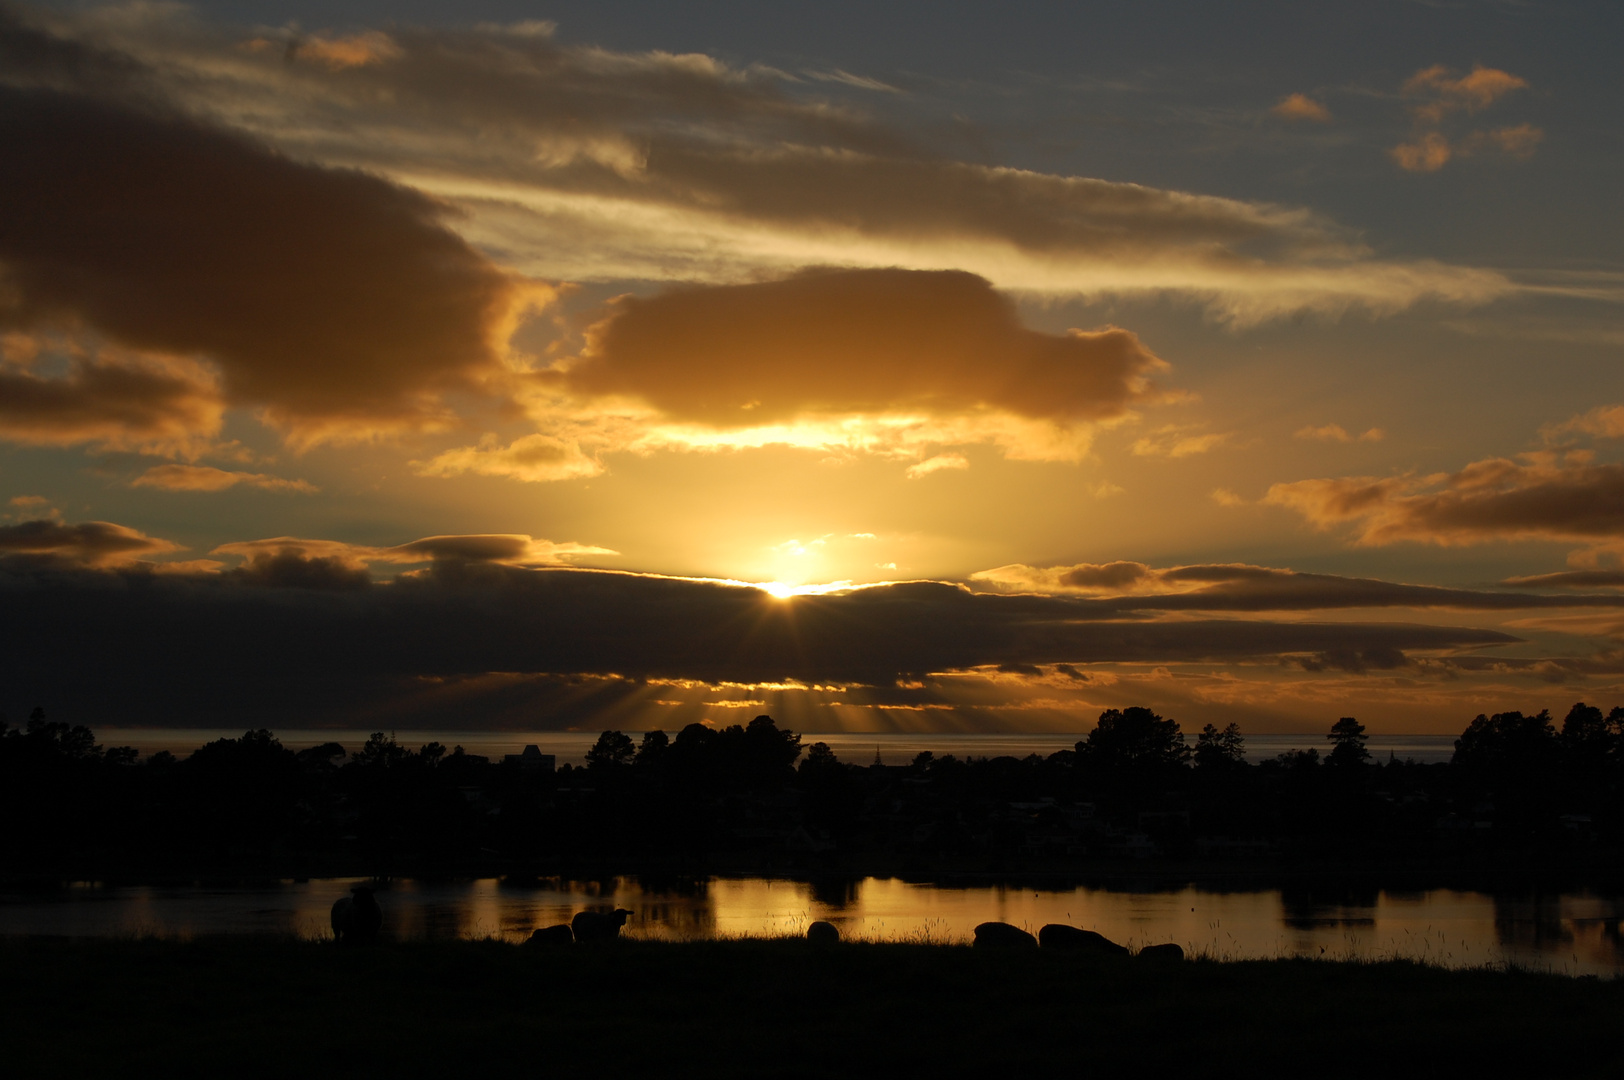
left=289, top=31, right=403, bottom=70
left=1393, top=65, right=1536, bottom=172
left=413, top=433, right=605, bottom=483
left=1550, top=404, right=1624, bottom=440
left=1271, top=93, right=1331, bottom=122
left=1131, top=426, right=1229, bottom=458
left=561, top=270, right=1164, bottom=426
left=130, top=465, right=317, bottom=493
left=1404, top=64, right=1528, bottom=116
left=906, top=453, right=970, bottom=480
left=0, top=337, right=224, bottom=457
left=1477, top=123, right=1543, bottom=159
left=424, top=269, right=1169, bottom=481
left=1391, top=132, right=1452, bottom=173
left=1264, top=451, right=1624, bottom=549
left=1294, top=423, right=1384, bottom=443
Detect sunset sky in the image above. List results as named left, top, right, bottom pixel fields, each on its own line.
left=4, top=0, right=1623, bottom=735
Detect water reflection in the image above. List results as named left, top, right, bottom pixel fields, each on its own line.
left=2, top=877, right=1621, bottom=975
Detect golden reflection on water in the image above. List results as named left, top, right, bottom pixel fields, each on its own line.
left=3, top=877, right=1622, bottom=975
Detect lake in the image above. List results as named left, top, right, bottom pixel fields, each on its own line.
left=5, top=876, right=1619, bottom=976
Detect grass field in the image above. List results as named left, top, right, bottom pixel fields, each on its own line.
left=4, top=937, right=1620, bottom=1078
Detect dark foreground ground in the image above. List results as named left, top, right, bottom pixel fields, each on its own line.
left=3, top=938, right=1620, bottom=1079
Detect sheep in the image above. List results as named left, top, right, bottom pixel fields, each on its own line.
left=330, top=885, right=383, bottom=943
left=1037, top=924, right=1128, bottom=956
left=1135, top=942, right=1185, bottom=962
left=807, top=920, right=840, bottom=945
left=570, top=908, right=632, bottom=942
left=527, top=923, right=575, bottom=946
left=973, top=921, right=1037, bottom=949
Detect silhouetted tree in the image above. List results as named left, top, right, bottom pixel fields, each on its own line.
left=1453, top=710, right=1558, bottom=771
left=180, top=729, right=302, bottom=852
left=586, top=730, right=636, bottom=770
left=635, top=729, right=669, bottom=768
left=1193, top=723, right=1246, bottom=769
left=800, top=742, right=840, bottom=775
left=1327, top=717, right=1370, bottom=767
left=1079, top=708, right=1189, bottom=771
left=1452, top=710, right=1563, bottom=838
left=296, top=742, right=346, bottom=770
left=355, top=732, right=412, bottom=769
left=741, top=715, right=802, bottom=776
left=1560, top=702, right=1623, bottom=764
left=1273, top=748, right=1320, bottom=771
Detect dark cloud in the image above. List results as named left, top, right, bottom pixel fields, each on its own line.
left=977, top=560, right=1624, bottom=611
left=226, top=550, right=373, bottom=591
left=0, top=81, right=534, bottom=446
left=1504, top=570, right=1624, bottom=590
left=1264, top=456, right=1624, bottom=549
left=995, top=662, right=1044, bottom=676
left=1295, top=646, right=1409, bottom=674
left=1059, top=561, right=1153, bottom=589
left=0, top=348, right=222, bottom=455
left=555, top=269, right=1165, bottom=427
left=0, top=518, right=181, bottom=566
left=391, top=535, right=545, bottom=564
left=0, top=553, right=1518, bottom=727
left=0, top=6, right=150, bottom=98
left=1105, top=568, right=1624, bottom=612
left=210, top=533, right=615, bottom=569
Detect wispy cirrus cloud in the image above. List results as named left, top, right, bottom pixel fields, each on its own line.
left=6, top=6, right=1519, bottom=326
left=1131, top=425, right=1229, bottom=458
left=906, top=453, right=970, bottom=479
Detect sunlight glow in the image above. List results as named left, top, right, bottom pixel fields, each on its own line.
left=757, top=579, right=857, bottom=599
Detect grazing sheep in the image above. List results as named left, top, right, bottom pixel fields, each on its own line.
left=330, top=886, right=383, bottom=943
left=527, top=924, right=575, bottom=946
left=807, top=921, right=840, bottom=945
left=1038, top=924, right=1128, bottom=955
left=973, top=921, right=1037, bottom=949
left=571, top=908, right=632, bottom=942
left=1136, top=942, right=1185, bottom=962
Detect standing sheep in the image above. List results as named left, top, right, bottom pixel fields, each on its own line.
left=571, top=908, right=632, bottom=942
left=331, top=885, right=384, bottom=943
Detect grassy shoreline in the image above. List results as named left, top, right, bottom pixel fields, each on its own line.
left=5, top=937, right=1620, bottom=1077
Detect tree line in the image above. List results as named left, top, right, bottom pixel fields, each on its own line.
left=2, top=704, right=1621, bottom=880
